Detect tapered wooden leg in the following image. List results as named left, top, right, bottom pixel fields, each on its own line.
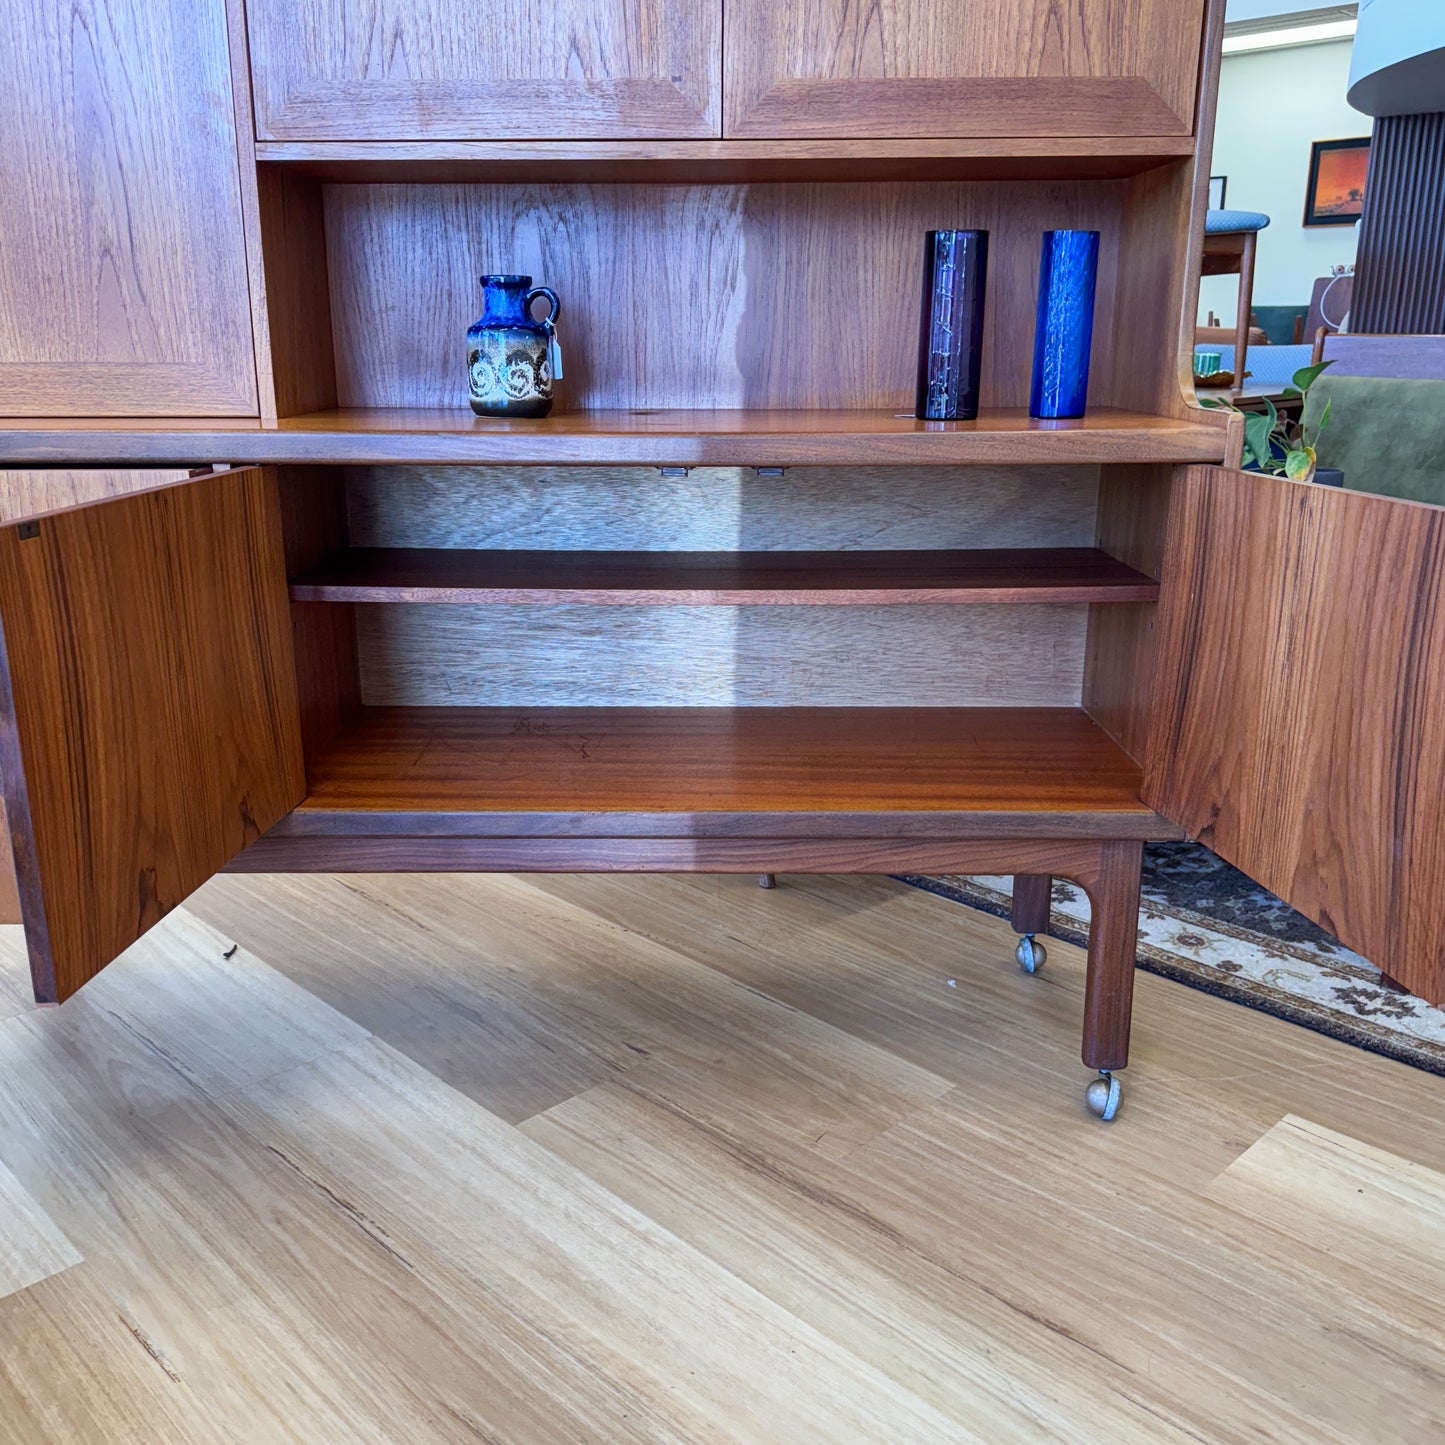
left=1079, top=840, right=1143, bottom=1072
left=1010, top=874, right=1052, bottom=935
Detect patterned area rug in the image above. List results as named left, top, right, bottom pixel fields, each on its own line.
left=901, top=842, right=1445, bottom=1076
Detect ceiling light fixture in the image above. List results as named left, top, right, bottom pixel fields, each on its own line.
left=1222, top=18, right=1358, bottom=54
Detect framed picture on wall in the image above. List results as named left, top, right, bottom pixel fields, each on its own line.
left=1209, top=175, right=1227, bottom=209
left=1304, top=137, right=1370, bottom=226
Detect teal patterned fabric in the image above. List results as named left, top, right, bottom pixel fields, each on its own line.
left=1205, top=208, right=1271, bottom=234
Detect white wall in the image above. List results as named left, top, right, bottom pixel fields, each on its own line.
left=1200, top=40, right=1365, bottom=324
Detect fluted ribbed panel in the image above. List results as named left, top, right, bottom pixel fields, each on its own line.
left=1352, top=112, right=1445, bottom=333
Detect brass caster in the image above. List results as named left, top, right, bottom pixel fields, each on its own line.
left=1085, top=1070, right=1122, bottom=1122
left=1014, top=934, right=1046, bottom=973
left=758, top=873, right=777, bottom=889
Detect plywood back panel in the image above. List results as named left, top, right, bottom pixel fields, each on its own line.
left=323, top=181, right=1124, bottom=412
left=0, top=471, right=191, bottom=524
left=346, top=465, right=1101, bottom=551
left=356, top=603, right=1086, bottom=708
left=347, top=463, right=1098, bottom=707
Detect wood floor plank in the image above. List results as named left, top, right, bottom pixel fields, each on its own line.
left=4, top=871, right=1445, bottom=1440
left=37, top=909, right=373, bottom=1100
left=0, top=926, right=34, bottom=1020
left=523, top=1083, right=1206, bottom=1443
left=0, top=1270, right=213, bottom=1444
left=1208, top=1116, right=1445, bottom=1318
left=844, top=1093, right=1445, bottom=1445
left=519, top=872, right=1445, bottom=1183
left=190, top=873, right=955, bottom=1154
left=0, top=941, right=819, bottom=1440
left=0, top=1156, right=80, bottom=1299
left=217, top=1037, right=970, bottom=1443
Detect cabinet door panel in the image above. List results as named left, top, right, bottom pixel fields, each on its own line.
left=1145, top=466, right=1445, bottom=1006
left=248, top=0, right=720, bottom=140
left=0, top=468, right=305, bottom=1003
left=0, top=0, right=258, bottom=416
left=725, top=0, right=1205, bottom=139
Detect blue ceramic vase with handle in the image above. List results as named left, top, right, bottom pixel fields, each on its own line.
left=467, top=275, right=561, bottom=418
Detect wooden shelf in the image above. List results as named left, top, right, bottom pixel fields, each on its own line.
left=254, top=137, right=1197, bottom=183
left=0, top=408, right=1228, bottom=468
left=265, top=705, right=1178, bottom=841
left=289, top=547, right=1160, bottom=606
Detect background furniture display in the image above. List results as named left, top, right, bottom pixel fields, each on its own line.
left=1, top=0, right=1442, bottom=1123
left=1310, top=330, right=1445, bottom=378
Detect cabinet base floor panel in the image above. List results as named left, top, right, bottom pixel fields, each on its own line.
left=232, top=706, right=1181, bottom=870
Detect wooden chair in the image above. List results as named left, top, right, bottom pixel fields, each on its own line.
left=1201, top=210, right=1270, bottom=380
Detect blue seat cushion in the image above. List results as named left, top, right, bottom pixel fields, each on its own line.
left=1194, top=343, right=1313, bottom=385
left=1205, top=208, right=1271, bottom=234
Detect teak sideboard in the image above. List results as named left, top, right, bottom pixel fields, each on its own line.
left=1, top=0, right=1442, bottom=1120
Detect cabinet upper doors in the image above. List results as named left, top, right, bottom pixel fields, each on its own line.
left=0, top=0, right=257, bottom=416
left=724, top=0, right=1207, bottom=138
left=0, top=468, right=305, bottom=1003
left=1145, top=466, right=1445, bottom=1009
left=247, top=0, right=721, bottom=140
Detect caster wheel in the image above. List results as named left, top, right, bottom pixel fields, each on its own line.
left=1014, top=935, right=1047, bottom=973
left=1085, top=1071, right=1122, bottom=1122
left=758, top=873, right=777, bottom=890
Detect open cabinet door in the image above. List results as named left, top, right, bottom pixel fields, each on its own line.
left=1145, top=465, right=1445, bottom=1006
left=0, top=468, right=305, bottom=1003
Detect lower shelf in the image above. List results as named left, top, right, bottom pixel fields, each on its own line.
left=259, top=705, right=1179, bottom=844
left=288, top=547, right=1159, bottom=606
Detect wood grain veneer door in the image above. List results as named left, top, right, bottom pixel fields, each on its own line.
left=0, top=468, right=306, bottom=1003
left=724, top=0, right=1206, bottom=139
left=1145, top=466, right=1445, bottom=1006
left=247, top=0, right=720, bottom=140
left=0, top=0, right=258, bottom=416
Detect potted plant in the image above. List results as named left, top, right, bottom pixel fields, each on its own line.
left=1200, top=360, right=1336, bottom=483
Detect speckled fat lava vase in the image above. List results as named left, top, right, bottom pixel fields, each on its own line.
left=467, top=275, right=561, bottom=418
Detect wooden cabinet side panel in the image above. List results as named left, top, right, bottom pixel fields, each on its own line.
left=1083, top=463, right=1173, bottom=762
left=247, top=0, right=720, bottom=140
left=1144, top=467, right=1445, bottom=1005
left=0, top=469, right=306, bottom=1002
left=724, top=0, right=1207, bottom=138
left=0, top=0, right=258, bottom=416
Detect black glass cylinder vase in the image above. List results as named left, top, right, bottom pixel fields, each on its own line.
left=914, top=229, right=988, bottom=421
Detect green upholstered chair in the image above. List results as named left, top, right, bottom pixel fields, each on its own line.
left=1303, top=374, right=1445, bottom=505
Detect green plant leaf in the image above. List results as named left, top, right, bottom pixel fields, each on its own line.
left=1285, top=448, right=1315, bottom=481
left=1317, top=395, right=1332, bottom=433
left=1290, top=360, right=1334, bottom=393
left=1262, top=397, right=1279, bottom=434
left=1243, top=412, right=1273, bottom=469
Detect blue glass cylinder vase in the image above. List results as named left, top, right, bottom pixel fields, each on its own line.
left=915, top=230, right=988, bottom=421
left=1029, top=230, right=1099, bottom=419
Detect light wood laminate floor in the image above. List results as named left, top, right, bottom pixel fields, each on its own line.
left=1, top=871, right=1442, bottom=1442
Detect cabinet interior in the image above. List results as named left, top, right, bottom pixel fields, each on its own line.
left=256, top=161, right=1199, bottom=428
left=274, top=458, right=1171, bottom=818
